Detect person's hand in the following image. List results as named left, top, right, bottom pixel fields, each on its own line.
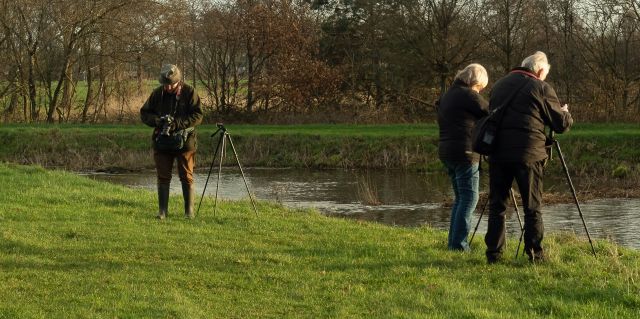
left=561, top=104, right=569, bottom=112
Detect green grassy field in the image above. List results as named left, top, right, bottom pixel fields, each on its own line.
left=0, top=163, right=638, bottom=318
left=0, top=80, right=217, bottom=113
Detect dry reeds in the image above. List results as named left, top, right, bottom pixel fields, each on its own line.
left=356, top=174, right=382, bottom=206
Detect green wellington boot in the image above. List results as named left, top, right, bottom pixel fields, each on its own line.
left=156, top=184, right=170, bottom=219
left=182, top=183, right=195, bottom=219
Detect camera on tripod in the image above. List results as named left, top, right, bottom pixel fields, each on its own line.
left=159, top=115, right=174, bottom=136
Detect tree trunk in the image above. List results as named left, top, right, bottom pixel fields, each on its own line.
left=61, top=68, right=76, bottom=122
left=246, top=38, right=255, bottom=112
left=47, top=57, right=70, bottom=123
left=27, top=53, right=38, bottom=122
left=81, top=60, right=94, bottom=123
left=136, top=54, right=143, bottom=95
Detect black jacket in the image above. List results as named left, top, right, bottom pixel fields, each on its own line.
left=489, top=68, right=573, bottom=163
left=437, top=80, right=489, bottom=163
left=140, top=83, right=203, bottom=152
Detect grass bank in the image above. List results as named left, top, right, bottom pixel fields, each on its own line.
left=0, top=123, right=638, bottom=194
left=1, top=123, right=637, bottom=170
left=0, top=163, right=638, bottom=318
left=2, top=122, right=639, bottom=197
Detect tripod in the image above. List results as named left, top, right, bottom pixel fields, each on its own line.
left=469, top=188, right=523, bottom=251
left=196, top=124, right=258, bottom=217
left=514, top=135, right=597, bottom=257
left=469, top=156, right=524, bottom=249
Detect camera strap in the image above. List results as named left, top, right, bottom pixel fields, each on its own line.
left=170, top=84, right=182, bottom=117
left=160, top=83, right=183, bottom=117
left=494, top=78, right=530, bottom=126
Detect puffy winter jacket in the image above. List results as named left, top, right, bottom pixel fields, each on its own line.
left=437, top=80, right=490, bottom=163
left=489, top=68, right=573, bottom=163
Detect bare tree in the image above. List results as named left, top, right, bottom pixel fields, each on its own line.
left=1, top=0, right=52, bottom=121
left=196, top=2, right=243, bottom=112
left=399, top=0, right=486, bottom=95
left=481, top=0, right=536, bottom=73
left=576, top=0, right=640, bottom=119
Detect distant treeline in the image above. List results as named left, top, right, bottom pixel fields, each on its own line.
left=2, top=0, right=640, bottom=124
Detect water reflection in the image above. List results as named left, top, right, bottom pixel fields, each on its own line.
left=81, top=168, right=640, bottom=250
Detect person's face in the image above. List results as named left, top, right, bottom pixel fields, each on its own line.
left=472, top=82, right=487, bottom=93
left=163, top=82, right=179, bottom=92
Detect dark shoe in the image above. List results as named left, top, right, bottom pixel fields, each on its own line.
left=157, top=184, right=170, bottom=219
left=486, top=250, right=502, bottom=264
left=182, top=183, right=195, bottom=219
left=527, top=250, right=547, bottom=263
left=528, top=252, right=547, bottom=263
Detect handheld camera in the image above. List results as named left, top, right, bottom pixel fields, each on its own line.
left=159, top=115, right=174, bottom=136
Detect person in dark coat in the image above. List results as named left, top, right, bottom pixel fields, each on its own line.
left=437, top=63, right=490, bottom=251
left=485, top=51, right=573, bottom=263
left=140, top=64, right=203, bottom=219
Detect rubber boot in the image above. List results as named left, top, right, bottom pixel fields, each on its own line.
left=156, top=184, right=170, bottom=220
left=182, top=183, right=195, bottom=219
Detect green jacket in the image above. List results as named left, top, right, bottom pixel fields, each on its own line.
left=140, top=83, right=203, bottom=152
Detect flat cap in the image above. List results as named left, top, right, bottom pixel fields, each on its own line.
left=159, top=64, right=182, bottom=85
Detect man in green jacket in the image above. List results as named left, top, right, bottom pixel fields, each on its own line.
left=140, top=64, right=203, bottom=219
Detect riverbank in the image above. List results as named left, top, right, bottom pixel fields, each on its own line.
left=1, top=123, right=638, bottom=198
left=0, top=163, right=638, bottom=318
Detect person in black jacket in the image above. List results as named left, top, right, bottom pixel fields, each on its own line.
left=437, top=63, right=489, bottom=251
left=485, top=52, right=573, bottom=263
left=140, top=64, right=203, bottom=220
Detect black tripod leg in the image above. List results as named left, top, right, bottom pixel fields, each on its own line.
left=213, top=134, right=227, bottom=217
left=196, top=129, right=224, bottom=217
left=227, top=134, right=258, bottom=215
left=511, top=188, right=526, bottom=259
left=469, top=193, right=489, bottom=246
left=555, top=140, right=597, bottom=257
left=511, top=188, right=524, bottom=230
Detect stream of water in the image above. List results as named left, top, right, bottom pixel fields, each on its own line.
left=82, top=168, right=640, bottom=250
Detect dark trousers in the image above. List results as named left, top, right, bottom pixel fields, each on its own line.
left=485, top=161, right=545, bottom=260
left=153, top=150, right=196, bottom=186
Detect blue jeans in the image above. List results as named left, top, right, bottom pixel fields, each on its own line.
left=443, top=160, right=480, bottom=251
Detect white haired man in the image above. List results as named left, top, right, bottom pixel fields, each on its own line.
left=485, top=52, right=573, bottom=263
